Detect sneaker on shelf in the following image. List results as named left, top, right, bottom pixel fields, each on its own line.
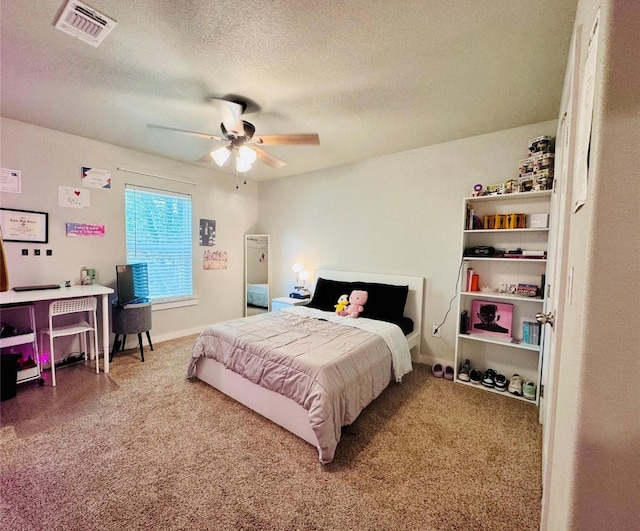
left=523, top=380, right=536, bottom=400
left=481, top=369, right=496, bottom=388
left=458, top=359, right=471, bottom=382
left=508, top=374, right=523, bottom=396
left=494, top=373, right=508, bottom=392
left=469, top=369, right=482, bottom=385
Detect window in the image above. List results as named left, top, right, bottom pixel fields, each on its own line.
left=125, top=185, right=193, bottom=303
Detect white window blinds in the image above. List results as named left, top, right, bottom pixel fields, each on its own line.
left=125, top=185, right=193, bottom=302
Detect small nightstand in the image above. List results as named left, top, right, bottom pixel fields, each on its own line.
left=271, top=297, right=310, bottom=312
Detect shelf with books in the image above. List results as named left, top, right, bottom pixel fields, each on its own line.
left=458, top=333, right=540, bottom=352
left=465, top=190, right=552, bottom=203
left=459, top=291, right=544, bottom=303
left=455, top=188, right=552, bottom=405
left=464, top=228, right=549, bottom=234
left=463, top=257, right=547, bottom=263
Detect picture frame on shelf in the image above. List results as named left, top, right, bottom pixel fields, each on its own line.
left=470, top=300, right=513, bottom=338
left=0, top=208, right=48, bottom=243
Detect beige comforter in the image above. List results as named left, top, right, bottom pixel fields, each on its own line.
left=187, top=307, right=412, bottom=463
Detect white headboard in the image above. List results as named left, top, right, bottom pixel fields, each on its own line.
left=314, top=269, right=424, bottom=355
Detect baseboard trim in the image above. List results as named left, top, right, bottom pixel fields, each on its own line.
left=415, top=353, right=453, bottom=370
left=147, top=326, right=206, bottom=345
left=111, top=326, right=206, bottom=351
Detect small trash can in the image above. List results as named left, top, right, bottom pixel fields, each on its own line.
left=1, top=353, right=21, bottom=401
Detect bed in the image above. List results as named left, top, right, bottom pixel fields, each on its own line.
left=188, top=269, right=424, bottom=464
left=246, top=282, right=269, bottom=308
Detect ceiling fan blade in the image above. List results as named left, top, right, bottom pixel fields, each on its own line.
left=253, top=133, right=320, bottom=146
left=253, top=146, right=287, bottom=168
left=147, top=123, right=224, bottom=141
left=196, top=152, right=214, bottom=163
left=209, top=98, right=245, bottom=135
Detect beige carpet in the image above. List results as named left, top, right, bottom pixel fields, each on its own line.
left=0, top=335, right=542, bottom=530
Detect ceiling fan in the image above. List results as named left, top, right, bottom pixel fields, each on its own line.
left=147, top=98, right=320, bottom=178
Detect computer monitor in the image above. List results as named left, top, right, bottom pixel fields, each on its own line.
left=115, top=263, right=149, bottom=306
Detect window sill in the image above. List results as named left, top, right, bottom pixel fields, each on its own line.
left=151, top=297, right=199, bottom=311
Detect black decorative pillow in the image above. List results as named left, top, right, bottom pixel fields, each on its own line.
left=353, top=281, right=409, bottom=325
left=307, top=277, right=355, bottom=312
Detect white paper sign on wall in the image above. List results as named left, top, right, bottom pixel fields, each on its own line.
left=82, top=166, right=111, bottom=189
left=58, top=186, right=90, bottom=209
left=0, top=168, right=22, bottom=194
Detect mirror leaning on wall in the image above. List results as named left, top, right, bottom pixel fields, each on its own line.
left=244, top=235, right=270, bottom=316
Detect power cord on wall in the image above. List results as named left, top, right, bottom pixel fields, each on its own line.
left=433, top=255, right=464, bottom=336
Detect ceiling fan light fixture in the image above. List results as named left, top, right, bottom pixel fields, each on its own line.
left=238, top=145, right=257, bottom=164
left=236, top=156, right=252, bottom=173
left=211, top=145, right=231, bottom=166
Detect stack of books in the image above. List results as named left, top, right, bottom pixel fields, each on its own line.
left=503, top=249, right=547, bottom=259
left=466, top=205, right=483, bottom=230
left=482, top=213, right=526, bottom=229
left=523, top=321, right=541, bottom=345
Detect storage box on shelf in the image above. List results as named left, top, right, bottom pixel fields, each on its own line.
left=455, top=190, right=552, bottom=404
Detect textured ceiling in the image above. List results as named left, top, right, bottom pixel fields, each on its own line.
left=0, top=0, right=578, bottom=181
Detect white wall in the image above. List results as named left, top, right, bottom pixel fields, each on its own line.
left=0, top=118, right=258, bottom=353
left=543, top=0, right=640, bottom=529
left=258, top=120, right=557, bottom=365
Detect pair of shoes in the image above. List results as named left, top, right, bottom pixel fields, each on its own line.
left=443, top=365, right=454, bottom=380
left=458, top=359, right=471, bottom=382
left=469, top=369, right=482, bottom=384
left=508, top=374, right=523, bottom=396
left=494, top=374, right=508, bottom=392
left=432, top=363, right=455, bottom=380
left=523, top=380, right=536, bottom=400
left=481, top=368, right=497, bottom=388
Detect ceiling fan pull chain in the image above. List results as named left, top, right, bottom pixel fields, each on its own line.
left=235, top=168, right=239, bottom=190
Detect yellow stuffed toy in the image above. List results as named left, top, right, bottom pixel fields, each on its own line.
left=334, top=294, right=350, bottom=313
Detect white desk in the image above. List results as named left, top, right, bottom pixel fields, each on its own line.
left=0, top=285, right=114, bottom=374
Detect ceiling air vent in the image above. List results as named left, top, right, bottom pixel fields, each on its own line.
left=54, top=0, right=117, bottom=47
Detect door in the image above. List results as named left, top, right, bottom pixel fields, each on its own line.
left=538, top=27, right=581, bottom=487
left=539, top=112, right=572, bottom=425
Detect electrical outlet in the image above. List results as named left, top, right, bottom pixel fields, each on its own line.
left=432, top=325, right=440, bottom=337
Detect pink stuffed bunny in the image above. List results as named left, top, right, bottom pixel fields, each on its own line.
left=338, top=290, right=368, bottom=318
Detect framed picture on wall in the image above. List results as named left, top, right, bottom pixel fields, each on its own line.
left=470, top=300, right=513, bottom=338
left=0, top=208, right=48, bottom=243
left=199, top=219, right=216, bottom=246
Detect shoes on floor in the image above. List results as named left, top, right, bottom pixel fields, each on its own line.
left=432, top=363, right=444, bottom=378
left=469, top=369, right=482, bottom=385
left=17, top=355, right=37, bottom=370
left=443, top=365, right=454, bottom=380
left=494, top=373, right=508, bottom=392
left=523, top=380, right=536, bottom=400
left=508, top=374, right=523, bottom=396
left=458, top=359, right=471, bottom=382
left=481, top=368, right=496, bottom=388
